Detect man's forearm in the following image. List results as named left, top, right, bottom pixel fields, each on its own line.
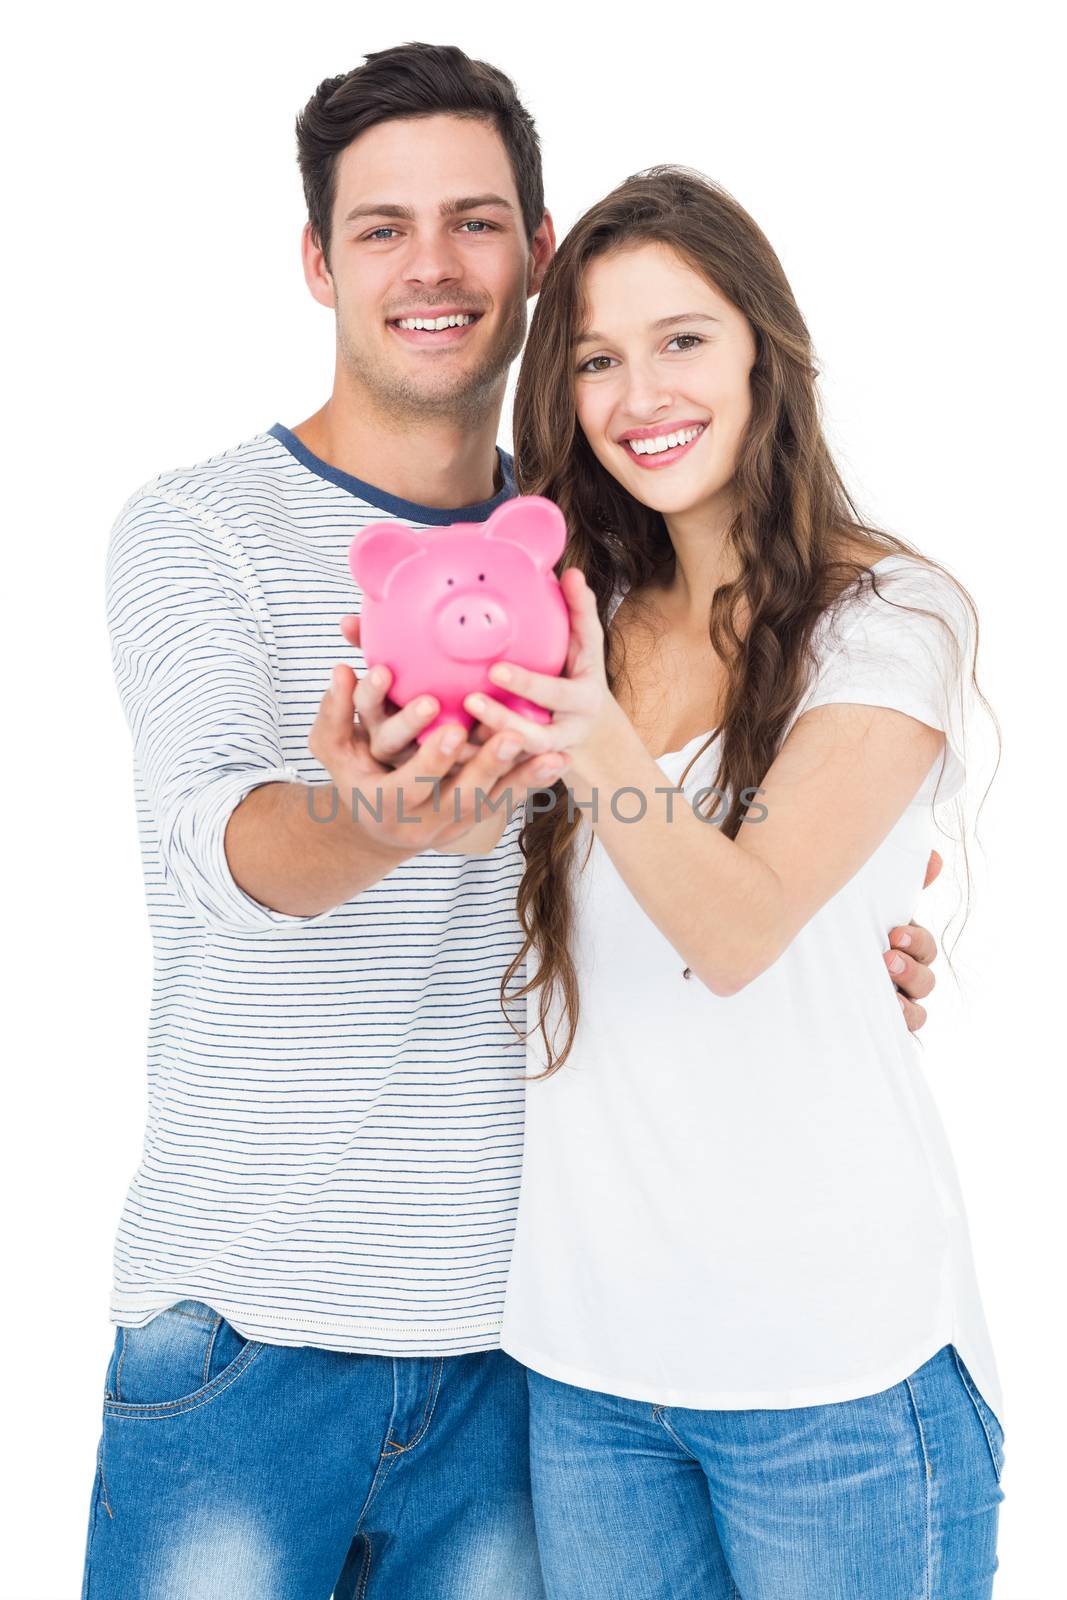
left=224, top=781, right=417, bottom=917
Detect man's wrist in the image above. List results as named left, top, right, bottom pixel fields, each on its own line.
left=310, top=780, right=423, bottom=862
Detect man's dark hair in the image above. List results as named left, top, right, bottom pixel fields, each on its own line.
left=295, top=42, right=544, bottom=270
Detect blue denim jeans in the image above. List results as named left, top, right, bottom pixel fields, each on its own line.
left=80, top=1299, right=546, bottom=1599
left=525, top=1342, right=1005, bottom=1599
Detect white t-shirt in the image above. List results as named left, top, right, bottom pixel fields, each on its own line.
left=500, top=555, right=1004, bottom=1425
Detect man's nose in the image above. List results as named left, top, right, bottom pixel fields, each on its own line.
left=401, top=232, right=463, bottom=288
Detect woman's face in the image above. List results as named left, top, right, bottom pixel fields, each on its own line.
left=572, top=242, right=757, bottom=525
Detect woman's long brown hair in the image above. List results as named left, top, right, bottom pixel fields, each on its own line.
left=500, top=165, right=999, bottom=1079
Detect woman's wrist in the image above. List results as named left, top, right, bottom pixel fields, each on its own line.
left=567, top=697, right=642, bottom=787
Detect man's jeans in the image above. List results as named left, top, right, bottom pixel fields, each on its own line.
left=525, top=1342, right=1005, bottom=1599
left=80, top=1299, right=545, bottom=1599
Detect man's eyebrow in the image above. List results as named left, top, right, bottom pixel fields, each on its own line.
left=443, top=194, right=515, bottom=216
left=343, top=194, right=515, bottom=225
left=574, top=312, right=722, bottom=346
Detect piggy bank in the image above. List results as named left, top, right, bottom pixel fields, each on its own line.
left=347, top=495, right=571, bottom=743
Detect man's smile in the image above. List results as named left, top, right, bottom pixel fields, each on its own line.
left=387, top=310, right=485, bottom=347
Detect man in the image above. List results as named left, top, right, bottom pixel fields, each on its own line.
left=81, top=41, right=942, bottom=1600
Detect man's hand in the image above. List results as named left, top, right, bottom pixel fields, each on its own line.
left=310, top=627, right=568, bottom=854
left=339, top=613, right=492, bottom=772
left=884, top=849, right=943, bottom=1033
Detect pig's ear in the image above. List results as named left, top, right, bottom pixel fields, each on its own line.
left=348, top=522, right=426, bottom=600
left=483, top=496, right=566, bottom=571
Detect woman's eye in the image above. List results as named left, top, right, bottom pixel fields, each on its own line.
left=577, top=335, right=704, bottom=375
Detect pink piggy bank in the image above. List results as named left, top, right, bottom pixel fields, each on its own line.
left=347, top=495, right=571, bottom=744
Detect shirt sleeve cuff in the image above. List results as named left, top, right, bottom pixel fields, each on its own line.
left=159, top=767, right=346, bottom=933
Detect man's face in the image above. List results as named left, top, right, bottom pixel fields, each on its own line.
left=309, top=114, right=551, bottom=425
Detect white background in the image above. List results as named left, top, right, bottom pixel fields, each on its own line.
left=1, top=2, right=1061, bottom=1595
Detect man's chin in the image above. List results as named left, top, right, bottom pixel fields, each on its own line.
left=376, top=364, right=505, bottom=420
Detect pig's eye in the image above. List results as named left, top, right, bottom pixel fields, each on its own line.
left=447, top=578, right=454, bottom=586
left=478, top=573, right=485, bottom=581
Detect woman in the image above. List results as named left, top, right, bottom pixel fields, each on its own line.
left=461, top=168, right=1005, bottom=1597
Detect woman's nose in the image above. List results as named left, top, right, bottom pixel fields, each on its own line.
left=620, top=363, right=673, bottom=418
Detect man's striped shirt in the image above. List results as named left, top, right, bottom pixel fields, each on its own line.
left=104, top=423, right=529, bottom=1354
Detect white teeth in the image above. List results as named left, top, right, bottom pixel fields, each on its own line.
left=395, top=314, right=476, bottom=331
left=626, top=424, right=704, bottom=456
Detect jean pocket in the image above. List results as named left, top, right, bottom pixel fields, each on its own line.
left=104, top=1298, right=264, bottom=1419
left=951, top=1345, right=1005, bottom=1483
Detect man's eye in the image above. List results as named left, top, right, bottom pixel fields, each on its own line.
left=459, top=220, right=497, bottom=233
left=363, top=227, right=398, bottom=241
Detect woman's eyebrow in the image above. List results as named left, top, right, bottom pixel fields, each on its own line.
left=575, top=312, right=722, bottom=346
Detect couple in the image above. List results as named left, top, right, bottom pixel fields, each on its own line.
left=82, top=39, right=1004, bottom=1600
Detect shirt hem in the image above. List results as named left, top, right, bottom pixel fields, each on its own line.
left=111, top=1296, right=505, bottom=1354
left=501, top=1325, right=969, bottom=1412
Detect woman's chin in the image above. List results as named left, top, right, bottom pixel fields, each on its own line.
left=618, top=473, right=718, bottom=518
left=588, top=440, right=727, bottom=517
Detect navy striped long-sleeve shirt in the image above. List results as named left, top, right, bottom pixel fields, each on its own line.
left=104, top=423, right=530, bottom=1354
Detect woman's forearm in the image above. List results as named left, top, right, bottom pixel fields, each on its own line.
left=567, top=710, right=784, bottom=995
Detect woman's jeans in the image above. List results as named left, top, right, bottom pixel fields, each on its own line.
left=80, top=1299, right=545, bottom=1599
left=525, top=1342, right=1005, bottom=1599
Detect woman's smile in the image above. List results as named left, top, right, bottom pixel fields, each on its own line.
left=617, top=419, right=709, bottom=470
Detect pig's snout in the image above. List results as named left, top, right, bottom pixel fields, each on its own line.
left=435, top=592, right=512, bottom=661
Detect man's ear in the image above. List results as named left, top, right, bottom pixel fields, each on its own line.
left=527, top=209, right=557, bottom=297
left=301, top=219, right=336, bottom=311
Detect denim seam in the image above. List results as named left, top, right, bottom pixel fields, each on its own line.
left=651, top=1405, right=701, bottom=1461
left=649, top=1406, right=742, bottom=1598
left=383, top=1357, right=445, bottom=1454
left=103, top=1339, right=265, bottom=1420
left=114, top=1328, right=129, bottom=1401
left=355, top=1452, right=402, bottom=1534
left=903, top=1374, right=934, bottom=1600
left=356, top=1530, right=374, bottom=1600
left=82, top=1464, right=98, bottom=1600
left=353, top=1363, right=404, bottom=1529
left=97, top=1436, right=114, bottom=1523
left=950, top=1347, right=1004, bottom=1483
left=201, top=1314, right=224, bottom=1387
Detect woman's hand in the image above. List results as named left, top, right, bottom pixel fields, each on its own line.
left=462, top=569, right=623, bottom=773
